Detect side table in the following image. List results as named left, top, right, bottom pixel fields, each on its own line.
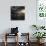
left=4, top=33, right=18, bottom=46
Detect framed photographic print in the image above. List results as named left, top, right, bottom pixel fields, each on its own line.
left=11, top=6, right=25, bottom=20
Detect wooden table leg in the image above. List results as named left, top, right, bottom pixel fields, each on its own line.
left=4, top=33, right=7, bottom=46
left=15, top=33, right=18, bottom=46
left=17, top=34, right=18, bottom=46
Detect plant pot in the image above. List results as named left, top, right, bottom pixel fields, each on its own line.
left=37, top=39, right=40, bottom=43
left=40, top=39, right=45, bottom=43
left=37, top=39, right=45, bottom=44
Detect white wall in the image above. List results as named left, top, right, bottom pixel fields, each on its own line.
left=0, top=0, right=37, bottom=42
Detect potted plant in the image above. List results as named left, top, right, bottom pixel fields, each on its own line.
left=32, top=24, right=45, bottom=30
left=32, top=25, right=39, bottom=30
left=40, top=26, right=45, bottom=29
left=33, top=32, right=46, bottom=43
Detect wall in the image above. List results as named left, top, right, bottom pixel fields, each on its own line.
left=0, top=0, right=37, bottom=42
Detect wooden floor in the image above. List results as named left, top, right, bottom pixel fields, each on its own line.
left=0, top=42, right=46, bottom=46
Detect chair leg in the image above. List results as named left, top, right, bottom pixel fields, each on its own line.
left=4, top=41, right=7, bottom=46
